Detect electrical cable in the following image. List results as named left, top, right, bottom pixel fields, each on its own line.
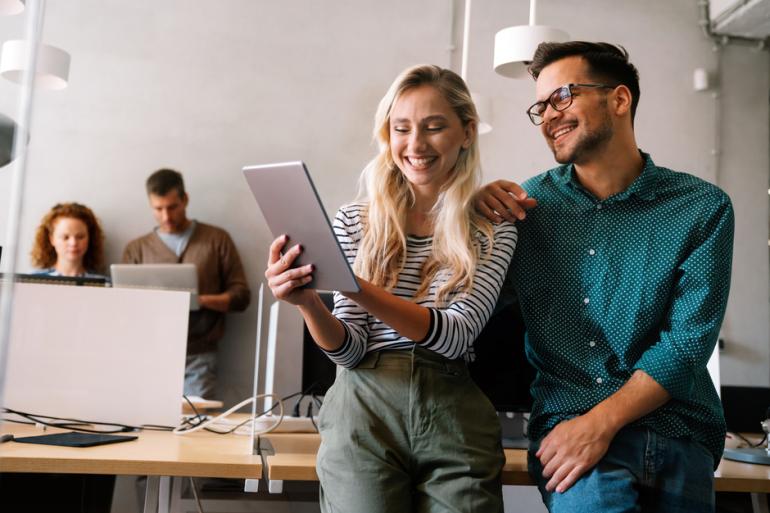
left=1, top=407, right=172, bottom=433
left=172, top=394, right=284, bottom=436
left=2, top=389, right=316, bottom=437
left=183, top=395, right=206, bottom=424
left=729, top=431, right=768, bottom=449
left=306, top=401, right=319, bottom=433
left=182, top=391, right=307, bottom=435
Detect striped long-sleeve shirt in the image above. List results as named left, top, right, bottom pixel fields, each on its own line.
left=323, top=203, right=517, bottom=369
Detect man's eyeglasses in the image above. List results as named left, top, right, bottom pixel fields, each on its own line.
left=526, top=83, right=616, bottom=126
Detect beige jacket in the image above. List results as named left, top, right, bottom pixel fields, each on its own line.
left=122, top=222, right=250, bottom=354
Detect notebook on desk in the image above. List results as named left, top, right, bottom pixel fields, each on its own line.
left=13, top=432, right=138, bottom=448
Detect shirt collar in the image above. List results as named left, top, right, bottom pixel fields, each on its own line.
left=556, top=151, right=659, bottom=202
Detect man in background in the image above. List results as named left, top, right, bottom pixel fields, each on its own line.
left=123, top=168, right=250, bottom=398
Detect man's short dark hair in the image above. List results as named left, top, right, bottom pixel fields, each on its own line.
left=146, top=168, right=186, bottom=198
left=528, top=41, right=641, bottom=123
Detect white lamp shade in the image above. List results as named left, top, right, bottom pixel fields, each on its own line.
left=0, top=0, right=24, bottom=16
left=1, top=40, right=70, bottom=90
left=471, top=92, right=492, bottom=135
left=494, top=25, right=570, bottom=79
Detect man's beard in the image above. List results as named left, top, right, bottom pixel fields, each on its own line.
left=551, top=109, right=613, bottom=165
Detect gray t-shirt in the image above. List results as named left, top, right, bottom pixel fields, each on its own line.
left=156, top=220, right=196, bottom=257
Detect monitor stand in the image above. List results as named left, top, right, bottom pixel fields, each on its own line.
left=499, top=412, right=529, bottom=449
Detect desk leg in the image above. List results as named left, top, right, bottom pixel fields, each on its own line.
left=143, top=476, right=160, bottom=513
left=169, top=477, right=183, bottom=513
left=752, top=493, right=769, bottom=513
left=268, top=479, right=284, bottom=494
left=158, top=476, right=171, bottom=513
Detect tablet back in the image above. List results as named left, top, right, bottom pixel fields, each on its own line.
left=243, top=161, right=359, bottom=293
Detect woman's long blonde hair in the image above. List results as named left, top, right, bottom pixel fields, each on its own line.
left=354, top=64, right=493, bottom=304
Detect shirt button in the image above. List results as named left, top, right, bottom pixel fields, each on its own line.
left=596, top=377, right=603, bottom=384
left=589, top=341, right=596, bottom=347
left=583, top=297, right=590, bottom=305
left=588, top=249, right=596, bottom=256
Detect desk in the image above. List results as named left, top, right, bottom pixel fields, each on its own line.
left=0, top=423, right=261, bottom=513
left=261, top=435, right=536, bottom=486
left=716, top=457, right=770, bottom=513
left=261, top=433, right=770, bottom=513
left=4, top=424, right=770, bottom=513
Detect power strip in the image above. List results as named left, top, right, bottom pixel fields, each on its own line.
left=253, top=415, right=318, bottom=433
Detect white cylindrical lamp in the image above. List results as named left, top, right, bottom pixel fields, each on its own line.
left=1, top=39, right=70, bottom=90
left=0, top=0, right=24, bottom=16
left=472, top=92, right=492, bottom=135
left=494, top=25, right=570, bottom=79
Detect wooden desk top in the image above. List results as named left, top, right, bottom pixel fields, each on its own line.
left=262, top=433, right=320, bottom=482
left=262, top=433, right=770, bottom=493
left=261, top=434, right=536, bottom=485
left=0, top=423, right=261, bottom=479
left=502, top=448, right=532, bottom=486
left=5, top=422, right=769, bottom=493
left=716, top=457, right=770, bottom=493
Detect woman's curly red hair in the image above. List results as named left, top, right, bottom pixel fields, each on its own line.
left=30, top=203, right=105, bottom=272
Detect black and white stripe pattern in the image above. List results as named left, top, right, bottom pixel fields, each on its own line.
left=324, top=203, right=517, bottom=368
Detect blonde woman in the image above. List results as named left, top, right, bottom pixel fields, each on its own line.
left=265, top=65, right=517, bottom=513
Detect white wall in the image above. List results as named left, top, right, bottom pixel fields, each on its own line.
left=0, top=0, right=767, bottom=408
left=718, top=45, right=770, bottom=385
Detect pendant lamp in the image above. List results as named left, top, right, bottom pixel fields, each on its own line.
left=0, top=0, right=24, bottom=16
left=494, top=0, right=569, bottom=79
left=1, top=39, right=70, bottom=90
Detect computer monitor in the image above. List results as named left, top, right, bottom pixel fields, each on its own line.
left=301, top=292, right=337, bottom=397
left=0, top=273, right=107, bottom=287
left=468, top=298, right=535, bottom=449
left=721, top=385, right=770, bottom=434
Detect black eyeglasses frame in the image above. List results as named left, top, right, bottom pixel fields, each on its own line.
left=526, top=83, right=617, bottom=126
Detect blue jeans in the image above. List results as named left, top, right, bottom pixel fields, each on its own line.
left=528, top=427, right=715, bottom=513
left=184, top=351, right=217, bottom=398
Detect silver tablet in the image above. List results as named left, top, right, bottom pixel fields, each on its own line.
left=110, top=263, right=199, bottom=310
left=243, top=161, right=360, bottom=293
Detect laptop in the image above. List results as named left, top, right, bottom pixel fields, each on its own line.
left=243, top=161, right=359, bottom=293
left=110, top=263, right=199, bottom=310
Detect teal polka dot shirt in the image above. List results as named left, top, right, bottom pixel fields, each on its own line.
left=501, top=152, right=734, bottom=467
